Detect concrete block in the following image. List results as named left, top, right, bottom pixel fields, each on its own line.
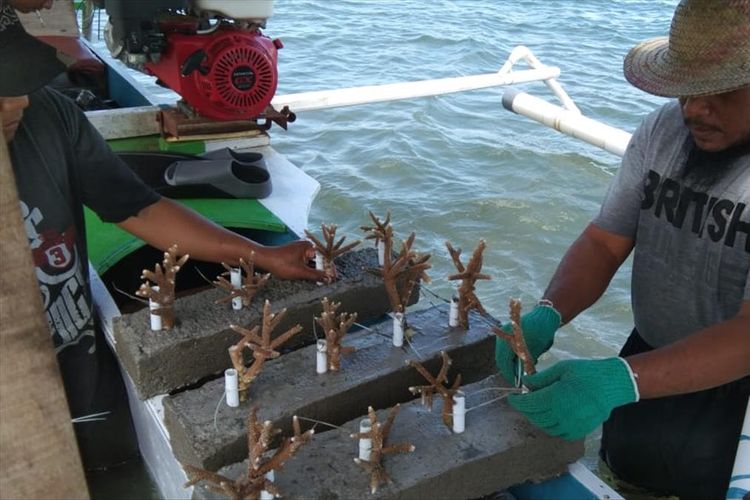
left=192, top=374, right=583, bottom=500
left=164, top=303, right=498, bottom=470
left=114, top=249, right=416, bottom=399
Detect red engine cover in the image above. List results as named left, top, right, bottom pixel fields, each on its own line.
left=144, top=26, right=280, bottom=121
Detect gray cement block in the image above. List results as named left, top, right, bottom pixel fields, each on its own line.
left=114, top=249, right=416, bottom=399
left=192, top=374, right=583, bottom=500
left=164, top=303, right=498, bottom=470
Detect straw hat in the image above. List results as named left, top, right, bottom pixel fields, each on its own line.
left=623, top=0, right=750, bottom=97
left=0, top=3, right=66, bottom=96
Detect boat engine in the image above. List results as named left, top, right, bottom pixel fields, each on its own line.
left=99, top=0, right=280, bottom=121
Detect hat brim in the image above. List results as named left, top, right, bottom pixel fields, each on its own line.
left=0, top=31, right=67, bottom=96
left=624, top=36, right=750, bottom=98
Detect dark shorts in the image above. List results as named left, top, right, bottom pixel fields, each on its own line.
left=600, top=329, right=750, bottom=500
left=57, top=322, right=139, bottom=471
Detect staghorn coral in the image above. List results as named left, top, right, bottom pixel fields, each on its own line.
left=350, top=405, right=415, bottom=494
left=228, top=300, right=303, bottom=400
left=213, top=253, right=271, bottom=308
left=407, top=351, right=462, bottom=428
left=304, top=223, right=360, bottom=279
left=491, top=298, right=536, bottom=376
left=445, top=239, right=491, bottom=329
left=314, top=297, right=358, bottom=371
left=184, top=407, right=313, bottom=500
left=135, top=244, right=189, bottom=329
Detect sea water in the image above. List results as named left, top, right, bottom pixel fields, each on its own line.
left=87, top=0, right=680, bottom=497
left=272, top=0, right=676, bottom=469
left=273, top=0, right=675, bottom=360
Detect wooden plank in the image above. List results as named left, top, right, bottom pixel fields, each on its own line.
left=85, top=106, right=163, bottom=140
left=16, top=0, right=79, bottom=37
left=0, top=121, right=89, bottom=499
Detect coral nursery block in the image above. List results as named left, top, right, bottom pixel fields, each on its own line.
left=163, top=303, right=497, bottom=470
left=192, top=374, right=583, bottom=500
left=114, top=248, right=415, bottom=399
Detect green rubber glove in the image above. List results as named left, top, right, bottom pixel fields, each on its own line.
left=494, top=303, right=561, bottom=383
left=508, top=357, right=639, bottom=440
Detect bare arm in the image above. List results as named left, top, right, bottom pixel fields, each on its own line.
left=544, top=224, right=749, bottom=398
left=543, top=222, right=634, bottom=324
left=117, top=198, right=326, bottom=281
left=627, top=301, right=750, bottom=398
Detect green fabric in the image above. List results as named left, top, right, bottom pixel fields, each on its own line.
left=508, top=357, right=639, bottom=441
left=85, top=199, right=286, bottom=274
left=107, top=135, right=206, bottom=154
left=494, top=304, right=561, bottom=383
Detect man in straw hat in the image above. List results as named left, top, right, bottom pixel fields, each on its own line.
left=1, top=0, right=327, bottom=470
left=496, top=0, right=749, bottom=497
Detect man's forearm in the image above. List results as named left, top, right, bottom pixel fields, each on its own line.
left=117, top=198, right=268, bottom=266
left=543, top=223, right=634, bottom=324
left=627, top=303, right=750, bottom=399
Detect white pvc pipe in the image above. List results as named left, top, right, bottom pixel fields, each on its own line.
left=315, top=251, right=325, bottom=286
left=452, top=391, right=466, bottom=434
left=149, top=286, right=161, bottom=331
left=358, top=418, right=372, bottom=461
left=377, top=240, right=385, bottom=266
left=392, top=313, right=404, bottom=347
left=449, top=296, right=460, bottom=328
left=224, top=368, right=239, bottom=408
left=230, top=268, right=242, bottom=311
left=316, top=339, right=328, bottom=375
left=260, top=470, right=275, bottom=500
left=516, top=360, right=530, bottom=394
left=502, top=89, right=631, bottom=157
left=272, top=67, right=560, bottom=114
left=498, top=45, right=580, bottom=113
left=728, top=398, right=750, bottom=498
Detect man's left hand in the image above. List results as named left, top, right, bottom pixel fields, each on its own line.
left=508, top=357, right=639, bottom=440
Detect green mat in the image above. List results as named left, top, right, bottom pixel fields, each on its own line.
left=86, top=135, right=286, bottom=274
left=85, top=198, right=286, bottom=274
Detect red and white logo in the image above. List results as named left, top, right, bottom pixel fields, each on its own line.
left=44, top=242, right=72, bottom=269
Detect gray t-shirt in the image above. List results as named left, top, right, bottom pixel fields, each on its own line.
left=594, top=101, right=750, bottom=348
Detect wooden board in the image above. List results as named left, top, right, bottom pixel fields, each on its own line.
left=16, top=0, right=79, bottom=37
left=0, top=119, right=89, bottom=499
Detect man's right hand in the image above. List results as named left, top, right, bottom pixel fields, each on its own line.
left=261, top=240, right=329, bottom=282
left=494, top=303, right=561, bottom=383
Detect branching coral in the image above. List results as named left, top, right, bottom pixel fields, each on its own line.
left=228, top=300, right=303, bottom=400
left=407, top=351, right=462, bottom=428
left=364, top=213, right=431, bottom=314
left=371, top=232, right=432, bottom=314
left=446, top=239, right=491, bottom=329
left=135, top=244, right=189, bottom=329
left=491, top=298, right=536, bottom=375
left=214, top=253, right=271, bottom=308
left=183, top=408, right=314, bottom=500
left=360, top=210, right=392, bottom=252
left=304, top=223, right=360, bottom=278
left=350, top=405, right=415, bottom=494
left=314, top=297, right=358, bottom=371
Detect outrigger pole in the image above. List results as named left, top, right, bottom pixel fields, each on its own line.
left=272, top=45, right=631, bottom=157
left=501, top=89, right=631, bottom=157
left=272, top=47, right=561, bottom=113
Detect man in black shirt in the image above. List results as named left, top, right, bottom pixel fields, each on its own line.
left=1, top=1, right=326, bottom=469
